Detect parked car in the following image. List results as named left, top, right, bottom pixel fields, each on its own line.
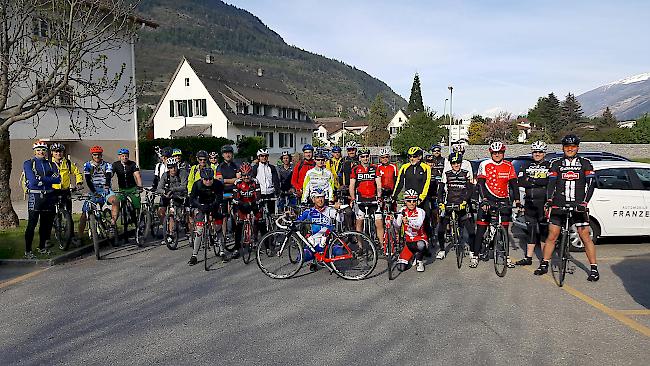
left=514, top=161, right=650, bottom=251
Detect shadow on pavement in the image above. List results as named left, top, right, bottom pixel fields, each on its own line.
left=611, top=255, right=650, bottom=309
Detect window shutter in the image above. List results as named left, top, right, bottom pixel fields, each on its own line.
left=170, top=100, right=175, bottom=117
left=201, top=99, right=207, bottom=116
left=187, top=99, right=193, bottom=117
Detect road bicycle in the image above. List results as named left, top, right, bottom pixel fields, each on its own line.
left=259, top=196, right=277, bottom=233
left=442, top=204, right=469, bottom=269
left=479, top=201, right=511, bottom=277
left=222, top=193, right=237, bottom=253
left=256, top=213, right=377, bottom=280
left=75, top=194, right=115, bottom=260
left=355, top=199, right=380, bottom=247
left=53, top=189, right=75, bottom=250
left=194, top=211, right=223, bottom=271
left=382, top=198, right=405, bottom=280
left=552, top=205, right=579, bottom=287
left=239, top=211, right=257, bottom=264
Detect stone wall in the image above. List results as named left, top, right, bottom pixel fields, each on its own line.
left=460, top=143, right=650, bottom=160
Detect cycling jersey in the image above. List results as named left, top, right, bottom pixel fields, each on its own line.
left=377, top=163, right=398, bottom=192
left=51, top=158, right=82, bottom=190
left=252, top=162, right=279, bottom=195
left=233, top=178, right=261, bottom=205
left=351, top=164, right=379, bottom=199
left=216, top=161, right=238, bottom=192
left=326, top=157, right=343, bottom=189
left=157, top=170, right=188, bottom=198
left=392, top=162, right=432, bottom=201
left=189, top=179, right=224, bottom=210
left=438, top=168, right=473, bottom=205
left=518, top=160, right=551, bottom=202
left=443, top=159, right=474, bottom=182
left=83, top=160, right=112, bottom=193
left=476, top=159, right=517, bottom=201
left=112, top=160, right=140, bottom=189
left=291, top=158, right=316, bottom=191
left=298, top=206, right=337, bottom=237
left=547, top=156, right=595, bottom=206
left=187, top=164, right=212, bottom=193
left=395, top=207, right=427, bottom=242
left=430, top=156, right=445, bottom=180
left=340, top=156, right=359, bottom=187
left=24, top=157, right=60, bottom=191
left=301, top=166, right=334, bottom=203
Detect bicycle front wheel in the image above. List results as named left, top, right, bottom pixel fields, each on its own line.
left=242, top=221, right=253, bottom=264
left=385, top=230, right=396, bottom=280
left=329, top=231, right=377, bottom=280
left=56, top=209, right=74, bottom=250
left=166, top=215, right=178, bottom=250
left=493, top=227, right=508, bottom=277
left=89, top=214, right=101, bottom=260
left=256, top=231, right=303, bottom=279
left=136, top=210, right=151, bottom=247
left=557, top=232, right=569, bottom=287
left=453, top=219, right=464, bottom=269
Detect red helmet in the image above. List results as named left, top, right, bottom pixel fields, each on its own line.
left=90, top=145, right=104, bottom=154
left=239, top=162, right=252, bottom=175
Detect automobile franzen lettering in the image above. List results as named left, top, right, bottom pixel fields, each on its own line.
left=612, top=210, right=650, bottom=217
left=562, top=171, right=580, bottom=180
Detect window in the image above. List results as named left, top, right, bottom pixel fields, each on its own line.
left=279, top=132, right=294, bottom=148
left=32, top=18, right=49, bottom=38
left=596, top=168, right=633, bottom=190
left=256, top=131, right=274, bottom=148
left=633, top=168, right=650, bottom=190
left=254, top=105, right=260, bottom=115
left=57, top=85, right=73, bottom=107
left=184, top=78, right=190, bottom=86
left=170, top=129, right=176, bottom=135
left=193, top=99, right=207, bottom=116
left=170, top=100, right=175, bottom=117
left=176, top=100, right=187, bottom=117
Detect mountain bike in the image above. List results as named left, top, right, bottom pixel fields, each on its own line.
left=114, top=189, right=139, bottom=246
left=136, top=188, right=162, bottom=246
left=480, top=201, right=511, bottom=277
left=75, top=194, right=115, bottom=260
left=382, top=198, right=404, bottom=280
left=53, top=189, right=75, bottom=250
left=164, top=199, right=189, bottom=250
left=257, top=213, right=377, bottom=280
left=552, top=205, right=578, bottom=287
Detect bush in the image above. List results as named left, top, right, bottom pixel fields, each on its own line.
left=236, top=136, right=266, bottom=160
left=138, top=137, right=234, bottom=169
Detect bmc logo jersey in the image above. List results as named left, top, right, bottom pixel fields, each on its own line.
left=548, top=157, right=595, bottom=205
left=351, top=164, right=378, bottom=199
left=233, top=178, right=261, bottom=204
left=476, top=159, right=516, bottom=199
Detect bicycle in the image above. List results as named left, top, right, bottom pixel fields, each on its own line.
left=552, top=205, right=578, bottom=287
left=239, top=211, right=258, bottom=264
left=256, top=213, right=377, bottom=280
left=442, top=204, right=467, bottom=269
left=114, top=189, right=139, bottom=246
left=136, top=188, right=162, bottom=247
left=382, top=198, right=405, bottom=280
left=479, top=201, right=512, bottom=277
left=259, top=196, right=277, bottom=233
left=193, top=211, right=223, bottom=271
left=75, top=194, right=115, bottom=259
left=53, top=189, right=75, bottom=250
left=355, top=199, right=380, bottom=247
left=164, top=198, right=189, bottom=250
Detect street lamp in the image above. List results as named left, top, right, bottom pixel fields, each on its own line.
left=443, top=98, right=448, bottom=121
left=448, top=86, right=453, bottom=153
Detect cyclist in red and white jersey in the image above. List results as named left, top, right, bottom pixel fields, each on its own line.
left=349, top=148, right=384, bottom=246
left=471, top=141, right=519, bottom=268
left=376, top=147, right=398, bottom=197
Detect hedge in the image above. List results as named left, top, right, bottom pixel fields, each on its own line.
left=138, top=137, right=234, bottom=169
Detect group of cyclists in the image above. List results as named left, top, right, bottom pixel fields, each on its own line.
left=22, top=133, right=599, bottom=282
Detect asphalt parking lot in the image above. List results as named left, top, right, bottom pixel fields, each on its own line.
left=1, top=226, right=649, bottom=366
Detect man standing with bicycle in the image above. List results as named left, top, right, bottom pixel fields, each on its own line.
left=216, top=145, right=240, bottom=235
left=232, top=163, right=264, bottom=260
left=80, top=146, right=119, bottom=238
left=188, top=167, right=224, bottom=265
left=277, top=151, right=296, bottom=212
left=534, top=134, right=599, bottom=281
left=349, top=148, right=384, bottom=248
left=471, top=142, right=518, bottom=269
left=437, top=152, right=474, bottom=260
left=252, top=149, right=280, bottom=217
left=516, top=141, right=551, bottom=266
left=111, top=149, right=143, bottom=234
left=157, top=157, right=188, bottom=246
left=152, top=147, right=172, bottom=190
left=291, top=144, right=316, bottom=198
left=50, top=143, right=83, bottom=247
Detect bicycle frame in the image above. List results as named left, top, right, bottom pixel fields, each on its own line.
left=276, top=223, right=355, bottom=264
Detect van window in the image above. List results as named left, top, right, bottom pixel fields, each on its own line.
left=632, top=168, right=650, bottom=190
left=596, top=168, right=633, bottom=190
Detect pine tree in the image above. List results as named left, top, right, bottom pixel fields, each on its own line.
left=407, top=73, right=424, bottom=114
left=364, top=94, right=390, bottom=146
left=392, top=112, right=446, bottom=154
left=602, top=107, right=617, bottom=127
left=560, top=92, right=584, bottom=127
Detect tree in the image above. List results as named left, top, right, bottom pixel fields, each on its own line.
left=341, top=131, right=363, bottom=146
left=391, top=111, right=446, bottom=155
left=484, top=112, right=516, bottom=143
left=236, top=136, right=266, bottom=160
left=364, top=94, right=390, bottom=146
left=527, top=93, right=561, bottom=138
left=407, top=73, right=424, bottom=114
left=602, top=107, right=617, bottom=127
left=468, top=121, right=487, bottom=144
left=560, top=92, right=583, bottom=128
left=0, top=0, right=144, bottom=228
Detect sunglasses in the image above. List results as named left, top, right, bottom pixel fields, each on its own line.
left=432, top=149, right=441, bottom=153
left=405, top=199, right=418, bottom=203
left=491, top=151, right=504, bottom=155
left=198, top=158, right=207, bottom=161
left=359, top=155, right=369, bottom=158
left=259, top=154, right=269, bottom=158
left=315, top=158, right=325, bottom=161
left=408, top=155, right=420, bottom=158
left=92, top=153, right=102, bottom=157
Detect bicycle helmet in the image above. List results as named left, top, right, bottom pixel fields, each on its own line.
left=314, top=150, right=327, bottom=159
left=196, top=150, right=208, bottom=159
left=407, top=146, right=423, bottom=157
left=221, top=145, right=234, bottom=153
left=117, top=148, right=129, bottom=155
left=310, top=187, right=327, bottom=198
left=488, top=141, right=506, bottom=152
left=530, top=140, right=548, bottom=152
left=209, top=151, right=218, bottom=158
left=358, top=148, right=370, bottom=156
left=32, top=140, right=48, bottom=150
left=430, top=144, right=442, bottom=151
left=49, top=142, right=65, bottom=152
left=331, top=146, right=342, bottom=153
left=403, top=189, right=419, bottom=200
left=257, top=148, right=269, bottom=156
left=161, top=147, right=173, bottom=158
left=452, top=143, right=464, bottom=153
left=166, top=157, right=178, bottom=167
left=172, top=148, right=182, bottom=156
left=449, top=152, right=463, bottom=164
left=89, top=145, right=104, bottom=154
left=379, top=147, right=390, bottom=157
left=425, top=152, right=434, bottom=161
left=561, top=134, right=580, bottom=146
left=302, top=144, right=314, bottom=152
left=239, top=162, right=252, bottom=175
left=199, top=167, right=214, bottom=180
left=345, top=141, right=358, bottom=150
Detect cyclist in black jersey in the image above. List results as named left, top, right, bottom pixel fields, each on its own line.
left=534, top=134, right=599, bottom=281
left=111, top=148, right=143, bottom=229
left=188, top=167, right=224, bottom=265
left=425, top=144, right=445, bottom=246
left=516, top=141, right=551, bottom=266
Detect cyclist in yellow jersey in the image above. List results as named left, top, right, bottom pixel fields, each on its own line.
left=326, top=146, right=343, bottom=190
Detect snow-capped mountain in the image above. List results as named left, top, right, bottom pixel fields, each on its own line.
left=577, top=72, right=650, bottom=120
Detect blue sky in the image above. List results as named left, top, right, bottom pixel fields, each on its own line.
left=226, top=0, right=649, bottom=118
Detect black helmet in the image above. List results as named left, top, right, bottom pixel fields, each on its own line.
left=199, top=167, right=215, bottom=180
left=221, top=145, right=234, bottom=153
left=561, top=134, right=580, bottom=146
left=161, top=147, right=173, bottom=158
left=449, top=152, right=463, bottom=164
left=196, top=150, right=208, bottom=159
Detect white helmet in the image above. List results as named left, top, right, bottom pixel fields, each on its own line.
left=256, top=149, right=269, bottom=156
left=403, top=189, right=419, bottom=200
left=166, top=157, right=179, bottom=166
left=345, top=141, right=358, bottom=149
left=488, top=141, right=506, bottom=153
left=32, top=140, right=48, bottom=150
left=379, top=147, right=391, bottom=157
left=452, top=143, right=465, bottom=153
left=530, top=140, right=547, bottom=152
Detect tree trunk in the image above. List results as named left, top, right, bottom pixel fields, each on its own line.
left=0, top=128, right=20, bottom=229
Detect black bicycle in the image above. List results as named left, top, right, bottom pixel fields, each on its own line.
left=114, top=189, right=139, bottom=246
left=75, top=194, right=115, bottom=259
left=195, top=211, right=222, bottom=271
left=136, top=188, right=162, bottom=246
left=164, top=199, right=189, bottom=250
left=356, top=200, right=380, bottom=246
left=53, top=189, right=75, bottom=250
left=553, top=205, right=578, bottom=287
left=480, top=201, right=511, bottom=277
left=443, top=204, right=466, bottom=269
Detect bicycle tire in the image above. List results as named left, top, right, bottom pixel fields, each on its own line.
left=56, top=209, right=74, bottom=250
left=224, top=215, right=237, bottom=252
left=558, top=232, right=569, bottom=287
left=166, top=214, right=178, bottom=250
left=386, top=230, right=396, bottom=280
left=89, top=214, right=101, bottom=260
left=493, top=226, right=507, bottom=277
left=256, top=230, right=303, bottom=279
left=453, top=218, right=463, bottom=269
left=329, top=231, right=377, bottom=280
left=204, top=226, right=210, bottom=271
left=242, top=220, right=253, bottom=264
left=136, top=210, right=151, bottom=247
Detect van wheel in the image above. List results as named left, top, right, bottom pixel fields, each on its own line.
left=569, top=219, right=600, bottom=252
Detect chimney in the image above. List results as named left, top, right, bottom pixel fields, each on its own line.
left=206, top=54, right=214, bottom=64
left=257, top=67, right=263, bottom=77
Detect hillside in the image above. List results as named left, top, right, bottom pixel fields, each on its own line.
left=577, top=73, right=650, bottom=120
left=134, top=0, right=406, bottom=118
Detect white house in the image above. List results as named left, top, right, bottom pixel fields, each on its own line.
left=441, top=118, right=471, bottom=143
left=387, top=108, right=409, bottom=138
left=152, top=56, right=315, bottom=154
left=517, top=121, right=532, bottom=143
left=617, top=120, right=637, bottom=128
left=6, top=12, right=157, bottom=200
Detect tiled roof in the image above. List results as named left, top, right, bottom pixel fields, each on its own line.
left=171, top=124, right=211, bottom=138
left=226, top=112, right=315, bottom=131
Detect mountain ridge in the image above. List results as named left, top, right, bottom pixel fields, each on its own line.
left=577, top=72, right=650, bottom=120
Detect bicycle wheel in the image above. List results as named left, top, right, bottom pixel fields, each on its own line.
left=165, top=214, right=178, bottom=250
left=89, top=214, right=101, bottom=260
left=204, top=227, right=211, bottom=271
left=329, top=231, right=377, bottom=280
left=256, top=230, right=303, bottom=279
left=224, top=215, right=237, bottom=252
left=136, top=210, right=151, bottom=247
left=493, top=226, right=507, bottom=277
left=385, top=229, right=396, bottom=280
left=453, top=218, right=463, bottom=269
left=557, top=232, right=569, bottom=287
left=55, top=209, right=74, bottom=250
left=242, top=220, right=253, bottom=264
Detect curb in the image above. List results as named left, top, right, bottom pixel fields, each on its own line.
left=0, top=244, right=95, bottom=266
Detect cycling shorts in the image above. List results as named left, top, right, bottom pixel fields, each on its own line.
left=354, top=199, right=382, bottom=220
left=549, top=208, right=589, bottom=228
left=476, top=201, right=512, bottom=226
left=114, top=186, right=141, bottom=208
